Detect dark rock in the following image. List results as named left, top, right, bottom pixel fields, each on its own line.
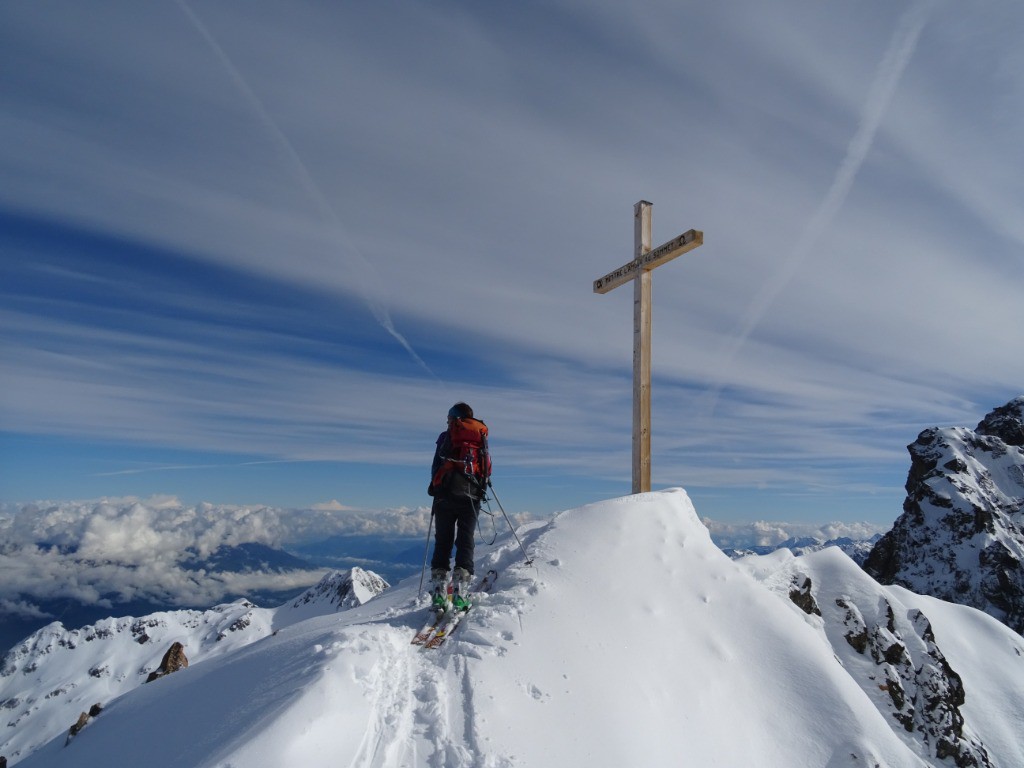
left=836, top=598, right=868, bottom=653
left=976, top=396, right=1024, bottom=447
left=63, top=704, right=102, bottom=747
left=146, top=641, right=189, bottom=683
left=788, top=576, right=821, bottom=616
left=68, top=711, right=89, bottom=737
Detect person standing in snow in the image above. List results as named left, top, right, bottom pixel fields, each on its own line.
left=427, top=402, right=491, bottom=610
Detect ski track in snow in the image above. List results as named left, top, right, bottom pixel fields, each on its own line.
left=6, top=524, right=542, bottom=768
left=347, top=628, right=415, bottom=768
left=337, top=532, right=539, bottom=768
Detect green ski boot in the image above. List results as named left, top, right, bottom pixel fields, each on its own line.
left=430, top=568, right=450, bottom=611
left=452, top=567, right=473, bottom=611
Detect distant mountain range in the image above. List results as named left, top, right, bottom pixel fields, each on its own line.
left=287, top=534, right=425, bottom=582
left=720, top=534, right=882, bottom=565
left=179, top=542, right=313, bottom=574
left=0, top=537, right=423, bottom=660
left=0, top=542, right=321, bottom=660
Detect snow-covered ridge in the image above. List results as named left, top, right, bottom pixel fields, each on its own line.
left=8, top=490, right=1024, bottom=768
left=0, top=568, right=386, bottom=764
left=741, top=547, right=1024, bottom=767
left=864, top=396, right=1024, bottom=634
left=721, top=533, right=882, bottom=564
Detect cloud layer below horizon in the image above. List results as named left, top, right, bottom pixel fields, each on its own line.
left=0, top=496, right=886, bottom=621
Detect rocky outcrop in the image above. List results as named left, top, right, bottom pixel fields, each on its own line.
left=146, top=642, right=188, bottom=683
left=864, top=397, right=1024, bottom=634
left=788, top=576, right=821, bottom=616
left=976, top=398, right=1024, bottom=447
left=64, top=703, right=102, bottom=746
left=836, top=597, right=991, bottom=767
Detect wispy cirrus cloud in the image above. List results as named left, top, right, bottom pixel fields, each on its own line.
left=1, top=1, right=1022, bottom=523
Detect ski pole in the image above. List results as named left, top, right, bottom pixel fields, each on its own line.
left=487, top=480, right=533, bottom=566
left=418, top=509, right=435, bottom=594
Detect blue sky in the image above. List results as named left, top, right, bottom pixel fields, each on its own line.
left=2, top=0, right=1022, bottom=526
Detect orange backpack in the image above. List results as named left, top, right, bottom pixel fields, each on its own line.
left=431, top=417, right=491, bottom=495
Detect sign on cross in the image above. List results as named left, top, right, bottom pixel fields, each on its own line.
left=594, top=201, right=704, bottom=494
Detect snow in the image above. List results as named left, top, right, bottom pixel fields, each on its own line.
left=895, top=588, right=1024, bottom=765
left=739, top=546, right=1024, bottom=767
left=0, top=601, right=275, bottom=762
left=0, top=569, right=383, bottom=763
left=7, top=489, right=1021, bottom=767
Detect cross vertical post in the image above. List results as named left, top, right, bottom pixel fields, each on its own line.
left=633, top=201, right=653, bottom=494
left=593, top=201, right=704, bottom=495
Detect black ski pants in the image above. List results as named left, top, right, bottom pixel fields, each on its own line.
left=430, top=493, right=480, bottom=574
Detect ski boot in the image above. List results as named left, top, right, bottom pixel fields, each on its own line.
left=451, top=567, right=473, bottom=611
left=429, top=568, right=450, bottom=612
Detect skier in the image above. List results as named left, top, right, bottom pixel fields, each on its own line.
left=427, top=402, right=490, bottom=611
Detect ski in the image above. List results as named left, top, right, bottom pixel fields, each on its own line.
left=477, top=568, right=498, bottom=594
left=423, top=569, right=498, bottom=650
left=411, top=606, right=448, bottom=646
left=423, top=607, right=465, bottom=649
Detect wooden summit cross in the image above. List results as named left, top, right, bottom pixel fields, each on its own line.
left=593, top=201, right=703, bottom=494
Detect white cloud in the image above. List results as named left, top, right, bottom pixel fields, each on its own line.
left=310, top=500, right=356, bottom=512
left=0, top=500, right=323, bottom=607
left=0, top=598, right=52, bottom=620
left=0, top=543, right=327, bottom=609
left=0, top=496, right=888, bottom=613
left=703, top=518, right=889, bottom=550
left=0, top=497, right=520, bottom=611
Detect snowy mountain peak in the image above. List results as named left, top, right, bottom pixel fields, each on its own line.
left=864, top=397, right=1024, bottom=634
left=274, top=567, right=389, bottom=630
left=7, top=490, right=1024, bottom=767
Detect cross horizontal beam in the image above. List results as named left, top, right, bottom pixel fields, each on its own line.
left=593, top=229, right=703, bottom=294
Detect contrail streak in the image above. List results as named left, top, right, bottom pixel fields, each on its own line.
left=176, top=0, right=443, bottom=386
left=95, top=459, right=304, bottom=477
left=703, top=0, right=935, bottom=416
